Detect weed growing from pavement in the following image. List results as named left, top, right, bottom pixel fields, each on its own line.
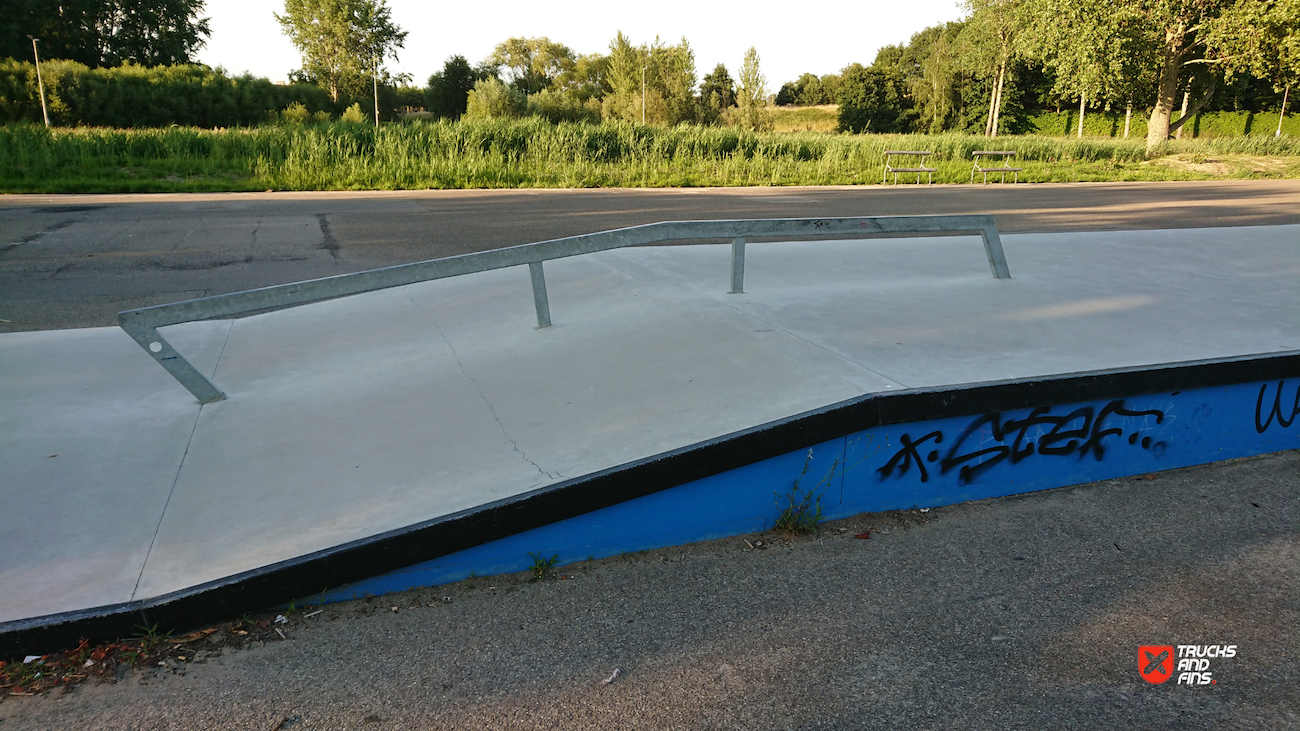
left=775, top=451, right=836, bottom=535
left=528, top=552, right=559, bottom=582
left=133, top=624, right=172, bottom=655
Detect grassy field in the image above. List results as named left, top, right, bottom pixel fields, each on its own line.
left=3, top=118, right=1299, bottom=194
left=770, top=105, right=840, bottom=133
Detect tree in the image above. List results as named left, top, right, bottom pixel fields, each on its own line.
left=556, top=53, right=611, bottom=103
left=903, top=22, right=966, bottom=133
left=601, top=32, right=698, bottom=124
left=1022, top=0, right=1152, bottom=137
left=1204, top=0, right=1300, bottom=134
left=700, top=63, right=736, bottom=123
left=1204, top=0, right=1300, bottom=90
left=660, top=38, right=698, bottom=124
left=276, top=0, right=406, bottom=103
left=2, top=0, right=210, bottom=67
left=488, top=36, right=576, bottom=95
left=1023, top=0, right=1297, bottom=151
left=954, top=0, right=1025, bottom=137
left=735, top=46, right=770, bottom=130
left=425, top=55, right=491, bottom=119
left=775, top=72, right=835, bottom=106
left=836, top=61, right=914, bottom=133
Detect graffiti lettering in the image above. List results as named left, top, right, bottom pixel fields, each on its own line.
left=1255, top=380, right=1300, bottom=434
left=876, top=431, right=943, bottom=482
left=878, top=400, right=1165, bottom=485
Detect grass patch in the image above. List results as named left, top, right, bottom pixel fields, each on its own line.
left=3, top=119, right=1299, bottom=194
left=771, top=105, right=840, bottom=134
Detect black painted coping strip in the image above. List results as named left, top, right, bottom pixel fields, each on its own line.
left=4, top=350, right=1298, bottom=656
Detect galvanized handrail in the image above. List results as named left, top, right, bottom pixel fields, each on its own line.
left=119, top=215, right=1011, bottom=404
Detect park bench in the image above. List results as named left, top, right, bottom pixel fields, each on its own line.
left=883, top=151, right=936, bottom=185
left=970, top=150, right=1023, bottom=184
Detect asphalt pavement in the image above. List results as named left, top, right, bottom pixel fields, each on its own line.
left=0, top=451, right=1294, bottom=730
left=4, top=180, right=1300, bottom=332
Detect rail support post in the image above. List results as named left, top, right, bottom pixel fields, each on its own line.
left=528, top=261, right=552, bottom=328
left=729, top=237, right=746, bottom=294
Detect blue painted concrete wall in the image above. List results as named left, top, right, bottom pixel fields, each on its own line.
left=313, top=378, right=1299, bottom=604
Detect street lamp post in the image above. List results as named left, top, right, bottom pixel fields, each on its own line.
left=29, top=36, right=49, bottom=127
left=373, top=53, right=380, bottom=129
left=641, top=65, right=647, bottom=125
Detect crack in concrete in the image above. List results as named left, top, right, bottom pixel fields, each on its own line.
left=410, top=295, right=563, bottom=482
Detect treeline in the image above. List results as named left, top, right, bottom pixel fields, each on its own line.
left=778, top=0, right=1298, bottom=151
left=0, top=60, right=410, bottom=127
left=0, top=0, right=209, bottom=68
left=4, top=0, right=1294, bottom=150
left=778, top=23, right=1289, bottom=137
left=423, top=35, right=770, bottom=130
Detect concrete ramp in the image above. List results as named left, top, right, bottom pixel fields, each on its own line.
left=3, top=225, right=1298, bottom=654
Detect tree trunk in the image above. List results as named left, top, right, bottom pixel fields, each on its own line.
left=1124, top=102, right=1132, bottom=138
left=1077, top=93, right=1086, bottom=138
left=991, top=60, right=1006, bottom=137
left=1146, top=25, right=1187, bottom=153
left=1279, top=85, right=1291, bottom=137
left=1175, top=90, right=1190, bottom=139
left=1168, top=78, right=1217, bottom=135
left=985, top=78, right=997, bottom=137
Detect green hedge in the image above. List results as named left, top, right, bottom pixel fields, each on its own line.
left=1027, top=108, right=1300, bottom=139
left=0, top=60, right=336, bottom=127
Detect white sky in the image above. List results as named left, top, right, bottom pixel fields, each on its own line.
left=197, top=0, right=967, bottom=89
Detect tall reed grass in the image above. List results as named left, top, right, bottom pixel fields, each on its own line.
left=3, top=118, right=1299, bottom=193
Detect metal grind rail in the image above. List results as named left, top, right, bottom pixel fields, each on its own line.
left=119, top=215, right=1012, bottom=404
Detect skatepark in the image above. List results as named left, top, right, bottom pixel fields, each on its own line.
left=2, top=187, right=1297, bottom=655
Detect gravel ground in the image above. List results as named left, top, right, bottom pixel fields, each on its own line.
left=1, top=450, right=1295, bottom=731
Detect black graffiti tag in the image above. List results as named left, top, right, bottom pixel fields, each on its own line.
left=877, top=400, right=1165, bottom=485
left=1255, top=380, right=1300, bottom=434
left=876, top=431, right=943, bottom=482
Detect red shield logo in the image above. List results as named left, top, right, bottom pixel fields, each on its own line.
left=1139, top=645, right=1174, bottom=684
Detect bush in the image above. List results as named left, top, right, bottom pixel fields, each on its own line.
left=464, top=78, right=525, bottom=120
left=281, top=102, right=310, bottom=124
left=341, top=103, right=368, bottom=124
left=527, top=88, right=600, bottom=124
